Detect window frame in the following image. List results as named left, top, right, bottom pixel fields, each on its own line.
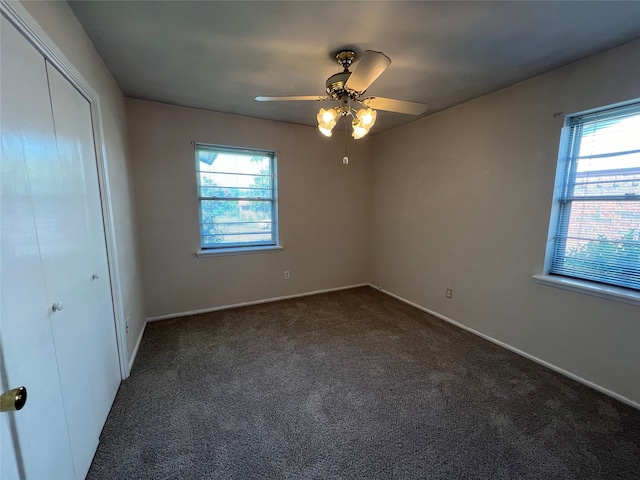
left=194, top=143, right=281, bottom=257
left=536, top=99, right=640, bottom=306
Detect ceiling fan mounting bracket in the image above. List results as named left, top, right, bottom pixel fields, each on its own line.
left=335, top=50, right=356, bottom=70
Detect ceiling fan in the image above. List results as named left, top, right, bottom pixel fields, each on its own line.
left=255, top=50, right=428, bottom=139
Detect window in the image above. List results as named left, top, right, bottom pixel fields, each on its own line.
left=195, top=144, right=278, bottom=252
left=543, top=101, right=640, bottom=293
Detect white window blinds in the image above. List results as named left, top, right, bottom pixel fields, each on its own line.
left=549, top=101, right=640, bottom=291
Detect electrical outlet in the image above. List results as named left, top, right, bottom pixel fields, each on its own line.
left=378, top=283, right=384, bottom=290
left=446, top=288, right=453, bottom=299
left=284, top=270, right=290, bottom=280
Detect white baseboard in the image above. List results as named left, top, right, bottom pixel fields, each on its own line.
left=147, top=283, right=369, bottom=322
left=371, top=284, right=640, bottom=410
left=127, top=319, right=148, bottom=375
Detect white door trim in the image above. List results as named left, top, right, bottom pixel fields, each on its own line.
left=1, top=0, right=130, bottom=378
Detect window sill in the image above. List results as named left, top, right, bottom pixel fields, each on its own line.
left=533, top=274, right=640, bottom=307
left=196, top=245, right=283, bottom=258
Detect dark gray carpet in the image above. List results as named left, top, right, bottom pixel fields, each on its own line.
left=88, top=286, right=640, bottom=479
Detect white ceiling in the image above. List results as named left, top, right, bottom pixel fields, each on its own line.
left=69, top=1, right=640, bottom=134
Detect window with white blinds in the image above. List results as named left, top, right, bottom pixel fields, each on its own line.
left=195, top=144, right=277, bottom=249
left=547, top=101, right=640, bottom=291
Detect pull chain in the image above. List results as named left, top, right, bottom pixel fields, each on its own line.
left=343, top=117, right=349, bottom=165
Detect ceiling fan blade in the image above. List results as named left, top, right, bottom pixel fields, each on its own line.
left=255, top=95, right=329, bottom=102
left=345, top=50, right=391, bottom=93
left=361, top=96, right=428, bottom=115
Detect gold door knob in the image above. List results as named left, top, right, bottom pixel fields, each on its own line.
left=1, top=386, right=27, bottom=412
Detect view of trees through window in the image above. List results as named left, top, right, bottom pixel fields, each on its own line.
left=196, top=146, right=275, bottom=248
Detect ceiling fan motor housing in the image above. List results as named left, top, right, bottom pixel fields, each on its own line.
left=326, top=72, right=353, bottom=98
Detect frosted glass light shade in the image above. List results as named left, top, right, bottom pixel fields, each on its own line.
left=317, top=108, right=338, bottom=137
left=318, top=124, right=334, bottom=137
left=357, top=108, right=376, bottom=127
left=352, top=119, right=367, bottom=139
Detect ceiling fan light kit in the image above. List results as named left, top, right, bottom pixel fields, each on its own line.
left=256, top=49, right=428, bottom=141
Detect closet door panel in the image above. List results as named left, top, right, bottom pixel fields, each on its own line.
left=45, top=63, right=121, bottom=479
left=47, top=60, right=121, bottom=424
left=0, top=15, right=76, bottom=479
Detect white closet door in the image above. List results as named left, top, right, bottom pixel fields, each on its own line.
left=45, top=63, right=122, bottom=479
left=0, top=15, right=76, bottom=479
left=47, top=62, right=121, bottom=432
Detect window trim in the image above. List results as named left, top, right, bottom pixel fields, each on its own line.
left=196, top=245, right=284, bottom=258
left=533, top=274, right=640, bottom=307
left=539, top=98, right=640, bottom=303
left=195, top=143, right=281, bottom=255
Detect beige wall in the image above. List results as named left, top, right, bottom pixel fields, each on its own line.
left=19, top=1, right=147, bottom=364
left=370, top=40, right=640, bottom=404
left=126, top=99, right=371, bottom=318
